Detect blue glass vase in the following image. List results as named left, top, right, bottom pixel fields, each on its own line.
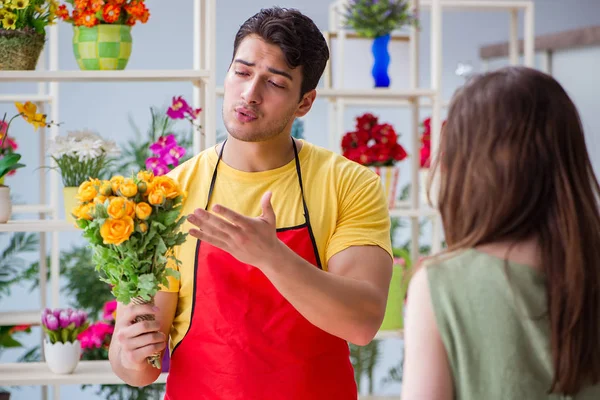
left=371, top=33, right=391, bottom=88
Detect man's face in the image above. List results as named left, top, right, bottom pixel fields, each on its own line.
left=222, top=34, right=314, bottom=143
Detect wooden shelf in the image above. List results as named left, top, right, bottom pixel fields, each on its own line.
left=0, top=219, right=78, bottom=233
left=420, top=0, right=531, bottom=11
left=0, top=70, right=210, bottom=83
left=325, top=30, right=410, bottom=41
left=375, top=329, right=404, bottom=340
left=0, top=310, right=41, bottom=327
left=0, top=94, right=54, bottom=103
left=389, top=206, right=439, bottom=218
left=0, top=360, right=167, bottom=386
left=215, top=86, right=436, bottom=101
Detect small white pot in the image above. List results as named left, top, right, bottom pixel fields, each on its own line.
left=44, top=340, right=81, bottom=374
left=0, top=186, right=11, bottom=223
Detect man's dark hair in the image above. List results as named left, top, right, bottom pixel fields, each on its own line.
left=232, top=7, right=330, bottom=99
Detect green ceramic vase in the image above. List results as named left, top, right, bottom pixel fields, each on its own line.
left=72, top=24, right=132, bottom=70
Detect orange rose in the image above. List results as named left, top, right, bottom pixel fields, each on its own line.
left=151, top=176, right=181, bottom=199
left=124, top=199, right=136, bottom=218
left=119, top=178, right=138, bottom=197
left=94, top=195, right=108, bottom=205
left=137, top=221, right=148, bottom=233
left=147, top=187, right=166, bottom=206
left=79, top=202, right=95, bottom=220
left=77, top=181, right=97, bottom=202
left=135, top=202, right=152, bottom=220
left=100, top=217, right=134, bottom=245
left=137, top=170, right=154, bottom=183
left=107, top=197, right=127, bottom=219
left=110, top=176, right=124, bottom=194
left=99, top=181, right=113, bottom=196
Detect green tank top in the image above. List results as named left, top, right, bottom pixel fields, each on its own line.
left=426, top=248, right=600, bottom=400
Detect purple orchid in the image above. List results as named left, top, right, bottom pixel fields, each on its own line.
left=146, top=156, right=170, bottom=176
left=149, top=134, right=177, bottom=155
left=166, top=96, right=193, bottom=120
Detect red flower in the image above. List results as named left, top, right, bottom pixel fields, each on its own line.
left=341, top=113, right=408, bottom=167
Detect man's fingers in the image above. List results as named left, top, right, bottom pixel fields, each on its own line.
left=119, top=304, right=158, bottom=325
left=189, top=228, right=229, bottom=250
left=189, top=209, right=239, bottom=240
left=122, top=331, right=166, bottom=352
left=212, top=204, right=251, bottom=228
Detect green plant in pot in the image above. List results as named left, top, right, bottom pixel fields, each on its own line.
left=0, top=0, right=59, bottom=70
left=57, top=0, right=150, bottom=70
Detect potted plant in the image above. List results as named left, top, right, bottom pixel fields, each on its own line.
left=57, top=0, right=150, bottom=70
left=46, top=129, right=119, bottom=224
left=0, top=0, right=59, bottom=70
left=341, top=112, right=408, bottom=208
left=42, top=307, right=89, bottom=374
left=341, top=0, right=417, bottom=87
left=0, top=101, right=56, bottom=223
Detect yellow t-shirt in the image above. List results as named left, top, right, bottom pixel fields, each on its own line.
left=162, top=140, right=392, bottom=350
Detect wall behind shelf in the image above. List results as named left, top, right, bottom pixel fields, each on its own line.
left=2, top=1, right=600, bottom=399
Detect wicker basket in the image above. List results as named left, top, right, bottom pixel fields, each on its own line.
left=0, top=28, right=45, bottom=70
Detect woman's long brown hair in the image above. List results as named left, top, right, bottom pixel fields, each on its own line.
left=428, top=66, right=600, bottom=395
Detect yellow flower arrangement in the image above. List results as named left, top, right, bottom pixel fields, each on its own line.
left=73, top=170, right=187, bottom=368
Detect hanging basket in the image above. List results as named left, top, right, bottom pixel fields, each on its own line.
left=72, top=24, right=132, bottom=70
left=0, top=29, right=45, bottom=70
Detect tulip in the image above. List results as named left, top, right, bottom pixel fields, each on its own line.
left=59, top=310, right=71, bottom=328
left=45, top=314, right=59, bottom=331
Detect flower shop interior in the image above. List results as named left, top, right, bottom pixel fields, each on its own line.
left=1, top=0, right=600, bottom=399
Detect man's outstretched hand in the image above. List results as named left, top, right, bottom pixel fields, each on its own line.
left=187, top=191, right=284, bottom=268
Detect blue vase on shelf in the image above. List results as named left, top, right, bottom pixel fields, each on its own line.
left=371, top=33, right=391, bottom=88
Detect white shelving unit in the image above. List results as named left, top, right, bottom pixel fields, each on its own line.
left=0, top=0, right=216, bottom=398
left=0, top=0, right=534, bottom=398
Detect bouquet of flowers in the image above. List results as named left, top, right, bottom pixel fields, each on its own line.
left=57, top=0, right=150, bottom=27
left=42, top=308, right=89, bottom=344
left=419, top=117, right=446, bottom=169
left=341, top=112, right=408, bottom=167
left=47, top=130, right=120, bottom=187
left=73, top=170, right=187, bottom=368
left=341, top=0, right=417, bottom=38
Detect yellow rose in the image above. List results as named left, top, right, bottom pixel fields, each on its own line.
left=137, top=181, right=148, bottom=194
left=99, top=181, right=113, bottom=196
left=94, top=195, right=108, bottom=205
left=77, top=181, right=97, bottom=202
left=119, top=178, right=138, bottom=197
left=135, top=202, right=152, bottom=220
left=124, top=199, right=136, bottom=218
left=79, top=203, right=95, bottom=220
left=107, top=197, right=127, bottom=219
left=100, top=217, right=134, bottom=246
left=137, top=221, right=148, bottom=233
left=110, top=176, right=124, bottom=194
left=137, top=170, right=154, bottom=183
left=151, top=176, right=181, bottom=199
left=147, top=187, right=166, bottom=206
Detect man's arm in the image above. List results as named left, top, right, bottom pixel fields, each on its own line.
left=109, top=291, right=178, bottom=387
left=258, top=241, right=392, bottom=345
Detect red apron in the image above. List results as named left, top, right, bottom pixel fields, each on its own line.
left=165, top=139, right=357, bottom=400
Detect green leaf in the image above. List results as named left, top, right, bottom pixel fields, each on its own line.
left=60, top=329, right=70, bottom=343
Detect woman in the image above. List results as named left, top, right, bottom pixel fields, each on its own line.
left=401, top=66, right=600, bottom=400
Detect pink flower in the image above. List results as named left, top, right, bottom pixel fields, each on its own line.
left=146, top=157, right=170, bottom=176
left=78, top=322, right=114, bottom=350
left=102, top=300, right=117, bottom=321
left=167, top=96, right=192, bottom=119
left=159, top=145, right=186, bottom=167
left=149, top=134, right=177, bottom=155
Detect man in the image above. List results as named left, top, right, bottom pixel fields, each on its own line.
left=109, top=7, right=393, bottom=400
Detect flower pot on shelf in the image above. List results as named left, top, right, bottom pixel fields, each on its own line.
left=44, top=339, right=81, bottom=374
left=369, top=165, right=401, bottom=209
left=0, top=185, right=11, bottom=223
left=371, top=33, right=391, bottom=88
left=63, top=187, right=79, bottom=224
left=0, top=29, right=45, bottom=70
left=72, top=24, right=132, bottom=70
